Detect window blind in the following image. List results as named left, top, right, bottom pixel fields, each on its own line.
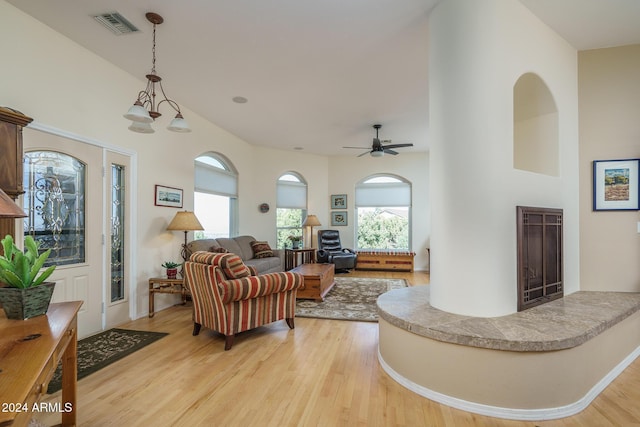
left=356, top=182, right=411, bottom=207
left=195, top=162, right=237, bottom=197
left=277, top=181, right=307, bottom=209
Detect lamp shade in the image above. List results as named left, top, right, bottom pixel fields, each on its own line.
left=167, top=211, right=204, bottom=231
left=0, top=188, right=27, bottom=218
left=302, top=214, right=321, bottom=227
left=167, top=113, right=192, bottom=133
left=128, top=121, right=155, bottom=134
left=123, top=101, right=154, bottom=123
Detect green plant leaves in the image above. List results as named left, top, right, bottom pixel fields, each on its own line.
left=0, top=234, right=56, bottom=288
left=33, top=265, right=56, bottom=287
left=1, top=234, right=14, bottom=261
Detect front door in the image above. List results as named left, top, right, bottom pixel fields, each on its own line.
left=23, top=129, right=105, bottom=338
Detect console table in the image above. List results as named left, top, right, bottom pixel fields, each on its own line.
left=0, top=301, right=82, bottom=427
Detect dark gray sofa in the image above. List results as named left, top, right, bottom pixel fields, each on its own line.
left=186, top=236, right=284, bottom=274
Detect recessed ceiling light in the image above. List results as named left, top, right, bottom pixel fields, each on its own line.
left=232, top=96, right=248, bottom=104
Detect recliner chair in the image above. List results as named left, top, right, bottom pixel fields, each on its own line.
left=316, top=229, right=357, bottom=272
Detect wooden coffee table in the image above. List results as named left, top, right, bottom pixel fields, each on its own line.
left=291, top=263, right=335, bottom=301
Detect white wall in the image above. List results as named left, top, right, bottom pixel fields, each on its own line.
left=329, top=152, right=430, bottom=271
left=428, top=0, right=579, bottom=316
left=245, top=146, right=329, bottom=245
left=0, top=1, right=431, bottom=320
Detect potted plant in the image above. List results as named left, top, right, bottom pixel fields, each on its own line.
left=162, top=261, right=180, bottom=279
left=288, top=235, right=303, bottom=249
left=0, top=234, right=57, bottom=319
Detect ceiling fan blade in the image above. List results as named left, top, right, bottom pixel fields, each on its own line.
left=383, top=149, right=399, bottom=155
left=357, top=151, right=371, bottom=157
left=383, top=143, right=413, bottom=149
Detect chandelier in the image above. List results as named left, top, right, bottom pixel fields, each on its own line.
left=123, top=13, right=191, bottom=134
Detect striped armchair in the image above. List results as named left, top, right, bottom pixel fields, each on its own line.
left=183, top=251, right=304, bottom=350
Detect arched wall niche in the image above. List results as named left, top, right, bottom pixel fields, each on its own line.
left=513, top=73, right=559, bottom=176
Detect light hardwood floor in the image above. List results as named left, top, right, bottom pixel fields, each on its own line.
left=38, top=270, right=640, bottom=427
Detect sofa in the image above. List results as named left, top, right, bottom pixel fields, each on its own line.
left=184, top=251, right=303, bottom=350
left=186, top=236, right=284, bottom=274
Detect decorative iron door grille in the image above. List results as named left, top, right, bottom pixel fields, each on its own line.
left=23, top=151, right=86, bottom=266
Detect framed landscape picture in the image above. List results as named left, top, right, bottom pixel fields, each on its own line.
left=331, top=211, right=347, bottom=226
left=592, top=159, right=639, bottom=211
left=331, top=194, right=347, bottom=209
left=155, top=185, right=183, bottom=208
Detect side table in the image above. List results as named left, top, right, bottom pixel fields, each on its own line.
left=285, top=248, right=316, bottom=270
left=148, top=277, right=188, bottom=318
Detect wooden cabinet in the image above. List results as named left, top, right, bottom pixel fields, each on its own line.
left=0, top=107, right=33, bottom=242
left=0, top=107, right=32, bottom=199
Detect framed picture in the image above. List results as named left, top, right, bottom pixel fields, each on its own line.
left=155, top=185, right=183, bottom=208
left=592, top=159, right=640, bottom=211
left=331, top=211, right=348, bottom=226
left=331, top=194, right=347, bottom=209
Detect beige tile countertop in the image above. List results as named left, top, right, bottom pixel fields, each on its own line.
left=377, top=286, right=640, bottom=352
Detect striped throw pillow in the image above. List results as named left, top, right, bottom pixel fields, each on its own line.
left=250, top=241, right=273, bottom=259
left=218, top=253, right=251, bottom=279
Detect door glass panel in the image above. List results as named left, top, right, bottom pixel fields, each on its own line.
left=23, top=151, right=86, bottom=266
left=111, top=164, right=125, bottom=302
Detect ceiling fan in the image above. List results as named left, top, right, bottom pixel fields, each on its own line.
left=343, top=124, right=413, bottom=157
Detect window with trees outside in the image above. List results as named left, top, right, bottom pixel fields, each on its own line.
left=194, top=153, right=238, bottom=239
left=355, top=174, right=411, bottom=250
left=276, top=173, right=307, bottom=249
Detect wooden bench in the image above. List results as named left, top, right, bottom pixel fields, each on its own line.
left=355, top=250, right=416, bottom=272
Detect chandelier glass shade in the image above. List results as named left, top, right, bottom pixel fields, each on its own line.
left=124, top=13, right=191, bottom=134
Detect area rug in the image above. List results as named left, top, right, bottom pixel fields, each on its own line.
left=295, top=277, right=408, bottom=322
left=47, top=328, right=168, bottom=394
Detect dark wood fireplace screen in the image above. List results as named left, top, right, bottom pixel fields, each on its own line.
left=516, top=206, right=563, bottom=311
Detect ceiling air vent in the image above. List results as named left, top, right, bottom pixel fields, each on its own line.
left=93, top=12, right=139, bottom=35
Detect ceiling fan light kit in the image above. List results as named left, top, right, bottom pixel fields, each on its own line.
left=343, top=124, right=413, bottom=157
left=123, top=12, right=191, bottom=134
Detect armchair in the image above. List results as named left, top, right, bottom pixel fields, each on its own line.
left=183, top=251, right=304, bottom=350
left=316, top=229, right=357, bottom=272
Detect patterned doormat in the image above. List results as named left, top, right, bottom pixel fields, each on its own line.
left=47, top=328, right=168, bottom=394
left=295, top=277, right=408, bottom=322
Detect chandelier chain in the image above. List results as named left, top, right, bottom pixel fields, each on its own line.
left=151, top=22, right=157, bottom=75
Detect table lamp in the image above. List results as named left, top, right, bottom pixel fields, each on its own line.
left=167, top=211, right=204, bottom=261
left=301, top=214, right=321, bottom=248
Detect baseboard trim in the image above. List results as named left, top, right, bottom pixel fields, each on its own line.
left=377, top=345, right=640, bottom=421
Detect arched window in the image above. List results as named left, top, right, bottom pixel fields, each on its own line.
left=276, top=172, right=307, bottom=249
left=355, top=174, right=411, bottom=250
left=194, top=153, right=238, bottom=239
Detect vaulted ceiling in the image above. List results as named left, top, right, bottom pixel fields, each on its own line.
left=7, top=0, right=640, bottom=156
